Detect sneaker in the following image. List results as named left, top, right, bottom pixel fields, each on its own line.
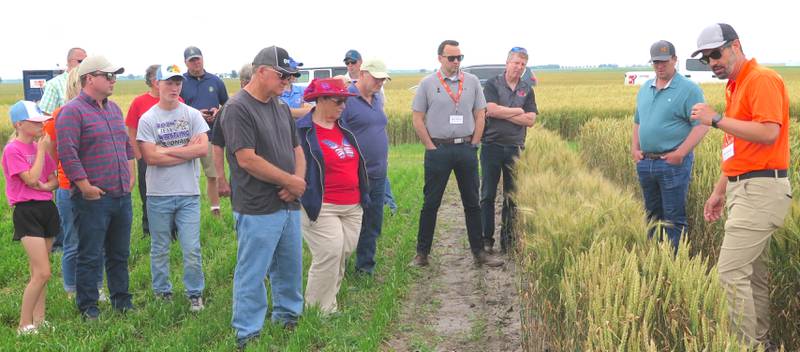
left=189, top=296, right=205, bottom=312
left=409, top=254, right=429, bottom=267
left=236, top=333, right=260, bottom=351
left=483, top=242, right=495, bottom=254
left=17, top=324, right=38, bottom=336
left=98, top=289, right=109, bottom=303
left=82, top=306, right=101, bottom=321
left=474, top=251, right=504, bottom=268
left=155, top=292, right=174, bottom=301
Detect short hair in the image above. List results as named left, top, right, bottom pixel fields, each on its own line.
left=67, top=47, right=85, bottom=61
left=80, top=75, right=88, bottom=88
left=239, top=63, right=253, bottom=84
left=437, top=40, right=459, bottom=55
left=507, top=51, right=529, bottom=63
left=145, top=65, right=159, bottom=87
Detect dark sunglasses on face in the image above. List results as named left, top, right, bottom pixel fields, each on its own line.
left=443, top=55, right=464, bottom=62
left=267, top=67, right=292, bottom=80
left=91, top=72, right=116, bottom=81
left=699, top=42, right=731, bottom=65
left=344, top=60, right=358, bottom=65
left=326, top=97, right=348, bottom=105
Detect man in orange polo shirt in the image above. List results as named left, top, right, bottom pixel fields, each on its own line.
left=691, top=23, right=791, bottom=349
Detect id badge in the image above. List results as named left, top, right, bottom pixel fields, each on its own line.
left=450, top=115, right=464, bottom=125
left=722, top=142, right=734, bottom=161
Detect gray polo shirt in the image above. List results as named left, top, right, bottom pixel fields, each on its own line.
left=482, top=73, right=538, bottom=146
left=221, top=90, right=300, bottom=215
left=412, top=71, right=486, bottom=139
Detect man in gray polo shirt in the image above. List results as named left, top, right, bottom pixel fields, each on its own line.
left=221, top=46, right=306, bottom=349
left=480, top=47, right=538, bottom=255
left=410, top=39, right=503, bottom=268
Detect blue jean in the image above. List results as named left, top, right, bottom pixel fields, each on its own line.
left=480, top=144, right=521, bottom=251
left=147, top=195, right=205, bottom=297
left=232, top=209, right=303, bottom=340
left=636, top=152, right=694, bottom=251
left=73, top=193, right=133, bottom=312
left=57, top=189, right=103, bottom=292
left=356, top=176, right=386, bottom=273
left=383, top=179, right=397, bottom=212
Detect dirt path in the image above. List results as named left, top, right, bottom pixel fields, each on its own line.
left=384, top=179, right=522, bottom=352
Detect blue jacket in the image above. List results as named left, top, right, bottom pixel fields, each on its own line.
left=297, top=111, right=370, bottom=221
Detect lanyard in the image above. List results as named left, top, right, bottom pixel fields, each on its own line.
left=436, top=70, right=464, bottom=108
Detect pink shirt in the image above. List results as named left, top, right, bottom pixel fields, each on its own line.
left=2, top=140, right=57, bottom=206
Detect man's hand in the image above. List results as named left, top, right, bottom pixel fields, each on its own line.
left=277, top=188, right=298, bottom=202
left=80, top=184, right=106, bottom=200
left=218, top=177, right=231, bottom=197
left=661, top=150, right=685, bottom=165
left=631, top=149, right=643, bottom=163
left=691, top=103, right=718, bottom=126
left=283, top=174, right=306, bottom=198
left=703, top=192, right=725, bottom=222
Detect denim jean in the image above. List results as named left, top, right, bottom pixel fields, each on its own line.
left=73, top=193, right=133, bottom=313
left=416, top=143, right=483, bottom=256
left=137, top=158, right=149, bottom=235
left=383, top=179, right=397, bottom=212
left=147, top=195, right=205, bottom=297
left=57, top=188, right=103, bottom=293
left=355, top=176, right=386, bottom=273
left=232, top=209, right=303, bottom=340
left=636, top=152, right=694, bottom=251
left=479, top=144, right=521, bottom=251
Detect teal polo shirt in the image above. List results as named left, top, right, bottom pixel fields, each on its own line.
left=634, top=73, right=705, bottom=153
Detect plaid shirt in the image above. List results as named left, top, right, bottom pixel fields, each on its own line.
left=37, top=71, right=68, bottom=114
left=56, top=91, right=134, bottom=197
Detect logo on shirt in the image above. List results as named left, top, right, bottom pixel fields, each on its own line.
left=517, top=90, right=527, bottom=97
left=208, top=86, right=215, bottom=93
left=156, top=119, right=192, bottom=147
left=321, top=139, right=355, bottom=160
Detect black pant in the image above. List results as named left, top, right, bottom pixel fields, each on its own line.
left=137, top=158, right=149, bottom=235
left=479, top=143, right=521, bottom=250
left=416, top=143, right=483, bottom=256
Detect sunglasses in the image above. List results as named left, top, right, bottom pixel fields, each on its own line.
left=325, top=97, right=348, bottom=105
left=699, top=42, right=732, bottom=65
left=267, top=67, right=292, bottom=80
left=344, top=60, right=358, bottom=65
left=90, top=72, right=117, bottom=81
left=510, top=47, right=528, bottom=55
left=442, top=55, right=464, bottom=62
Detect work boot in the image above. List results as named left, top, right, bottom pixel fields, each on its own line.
left=474, top=251, right=504, bottom=268
left=410, top=254, right=429, bottom=267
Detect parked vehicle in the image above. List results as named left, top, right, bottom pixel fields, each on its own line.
left=624, top=58, right=724, bottom=85
left=295, top=66, right=349, bottom=89
left=461, top=64, right=538, bottom=87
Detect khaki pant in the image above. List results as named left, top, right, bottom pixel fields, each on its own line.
left=199, top=143, right=217, bottom=178
left=719, top=177, right=791, bottom=345
left=302, top=203, right=363, bottom=314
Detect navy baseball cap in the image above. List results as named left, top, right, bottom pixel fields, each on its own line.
left=184, top=46, right=203, bottom=60
left=343, top=50, right=361, bottom=62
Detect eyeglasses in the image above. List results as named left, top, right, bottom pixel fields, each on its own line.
left=442, top=55, right=464, bottom=62
left=90, top=72, right=117, bottom=81
left=76, top=59, right=84, bottom=64
left=266, top=67, right=292, bottom=81
left=510, top=47, right=528, bottom=55
left=326, top=97, right=348, bottom=105
left=699, top=42, right=732, bottom=65
left=344, top=60, right=358, bottom=65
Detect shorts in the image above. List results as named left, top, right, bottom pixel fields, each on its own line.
left=199, top=142, right=217, bottom=178
left=12, top=200, right=60, bottom=241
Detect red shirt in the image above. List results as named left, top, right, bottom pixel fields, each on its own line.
left=125, top=92, right=184, bottom=129
left=315, top=123, right=360, bottom=205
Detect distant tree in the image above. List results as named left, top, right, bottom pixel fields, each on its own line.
left=230, top=70, right=238, bottom=79
left=0, top=76, right=3, bottom=83
left=127, top=74, right=135, bottom=80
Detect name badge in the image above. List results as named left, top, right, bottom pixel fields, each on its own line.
left=722, top=142, right=734, bottom=161
left=450, top=115, right=464, bottom=125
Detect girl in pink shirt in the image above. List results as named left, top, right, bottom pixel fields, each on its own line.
left=2, top=101, right=59, bottom=335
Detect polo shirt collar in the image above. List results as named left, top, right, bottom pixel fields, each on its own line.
left=500, top=71, right=529, bottom=91
left=348, top=82, right=379, bottom=105
left=732, top=58, right=758, bottom=83
left=650, top=74, right=676, bottom=90
left=187, top=71, right=207, bottom=80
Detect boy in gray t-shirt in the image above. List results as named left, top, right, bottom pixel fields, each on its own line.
left=136, top=64, right=209, bottom=312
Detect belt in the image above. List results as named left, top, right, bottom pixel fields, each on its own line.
left=728, top=169, right=787, bottom=182
left=642, top=149, right=675, bottom=160
left=432, top=135, right=472, bottom=145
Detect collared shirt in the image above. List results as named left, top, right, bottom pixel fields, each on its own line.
left=56, top=91, right=134, bottom=197
left=721, top=58, right=790, bottom=176
left=340, top=83, right=389, bottom=179
left=634, top=73, right=704, bottom=153
left=412, top=70, right=486, bottom=139
left=280, top=84, right=305, bottom=108
left=38, top=71, right=68, bottom=114
left=482, top=72, right=538, bottom=146
left=180, top=71, right=229, bottom=132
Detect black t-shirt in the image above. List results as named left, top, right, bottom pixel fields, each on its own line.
left=482, top=73, right=538, bottom=146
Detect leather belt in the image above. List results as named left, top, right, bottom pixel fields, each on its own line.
left=642, top=149, right=676, bottom=160
left=728, top=169, right=787, bottom=182
left=432, top=135, right=472, bottom=145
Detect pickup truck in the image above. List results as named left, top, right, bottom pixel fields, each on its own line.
left=624, top=58, right=725, bottom=85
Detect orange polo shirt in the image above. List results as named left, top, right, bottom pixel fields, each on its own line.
left=43, top=107, right=72, bottom=190
left=721, top=58, right=790, bottom=176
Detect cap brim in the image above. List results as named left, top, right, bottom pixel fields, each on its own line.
left=274, top=66, right=300, bottom=76
left=100, top=66, right=125, bottom=74
left=27, top=115, right=52, bottom=122
left=369, top=72, right=391, bottom=80
left=649, top=55, right=672, bottom=62
left=160, top=74, right=184, bottom=81
left=186, top=55, right=202, bottom=60
left=691, top=41, right=727, bottom=57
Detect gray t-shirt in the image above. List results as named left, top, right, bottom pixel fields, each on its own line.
left=412, top=71, right=487, bottom=139
left=137, top=103, right=209, bottom=196
left=221, top=90, right=300, bottom=215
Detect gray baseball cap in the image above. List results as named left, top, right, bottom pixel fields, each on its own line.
left=692, top=23, right=739, bottom=57
left=252, top=46, right=300, bottom=77
left=649, top=40, right=675, bottom=62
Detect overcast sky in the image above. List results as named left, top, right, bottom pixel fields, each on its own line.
left=1, top=0, right=797, bottom=79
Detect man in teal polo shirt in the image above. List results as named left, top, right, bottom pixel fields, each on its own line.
left=630, top=40, right=708, bottom=251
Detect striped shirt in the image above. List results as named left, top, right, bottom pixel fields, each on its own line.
left=56, top=91, right=134, bottom=197
left=37, top=71, right=68, bottom=114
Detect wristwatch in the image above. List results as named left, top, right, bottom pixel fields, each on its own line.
left=711, top=114, right=723, bottom=128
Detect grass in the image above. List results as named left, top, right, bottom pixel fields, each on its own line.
left=0, top=144, right=426, bottom=350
